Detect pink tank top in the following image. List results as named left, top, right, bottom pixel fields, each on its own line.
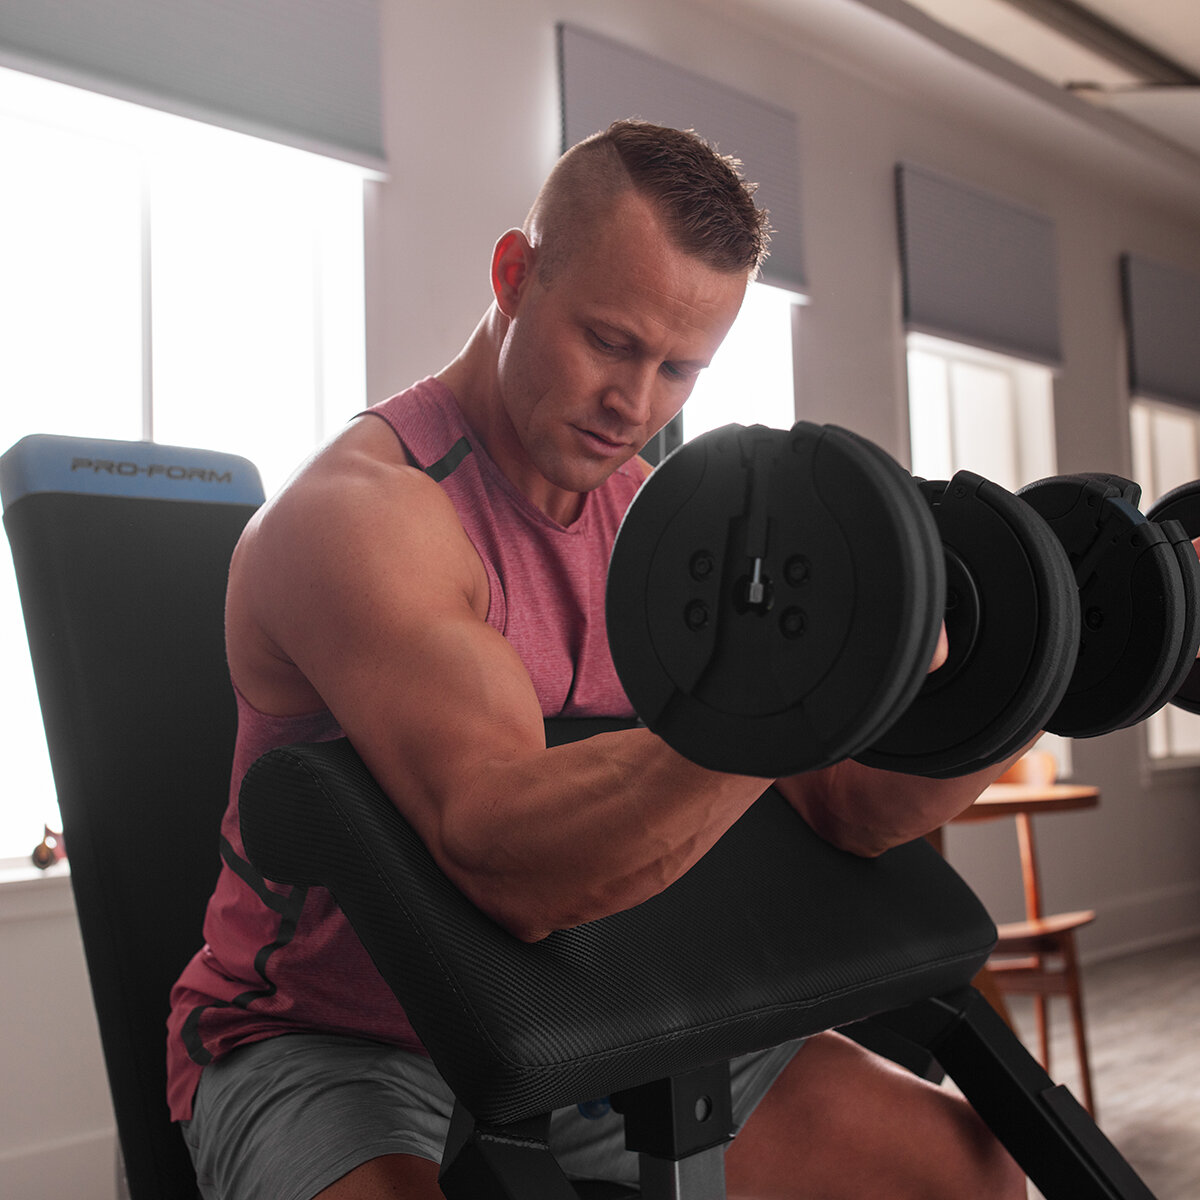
left=166, top=378, right=644, bottom=1120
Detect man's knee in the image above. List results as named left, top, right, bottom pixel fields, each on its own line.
left=944, top=1093, right=1027, bottom=1200
left=727, top=1032, right=1027, bottom=1199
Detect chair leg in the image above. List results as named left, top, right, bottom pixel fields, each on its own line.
left=971, top=966, right=1013, bottom=1027
left=1061, top=937, right=1096, bottom=1118
left=994, top=934, right=1097, bottom=1118
left=1034, top=987, right=1051, bottom=1075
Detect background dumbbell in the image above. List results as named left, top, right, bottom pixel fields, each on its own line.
left=1146, top=479, right=1200, bottom=714
left=1019, top=474, right=1200, bottom=737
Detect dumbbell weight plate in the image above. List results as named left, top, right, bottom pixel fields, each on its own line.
left=1070, top=475, right=1200, bottom=729
left=856, top=471, right=1079, bottom=778
left=1073, top=476, right=1200, bottom=728
left=1140, top=519, right=1200, bottom=724
left=1146, top=480, right=1200, bottom=714
left=1019, top=475, right=1188, bottom=738
left=816, top=423, right=948, bottom=754
left=606, top=422, right=945, bottom=778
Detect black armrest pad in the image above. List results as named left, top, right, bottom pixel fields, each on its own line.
left=240, top=738, right=995, bottom=1124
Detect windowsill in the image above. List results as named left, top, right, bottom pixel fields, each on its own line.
left=1146, top=753, right=1200, bottom=774
left=0, top=859, right=75, bottom=923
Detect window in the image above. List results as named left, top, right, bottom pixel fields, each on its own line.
left=641, top=282, right=799, bottom=465
left=0, top=67, right=368, bottom=862
left=907, top=333, right=1057, bottom=492
left=1131, top=399, right=1200, bottom=761
left=906, top=332, right=1072, bottom=774
left=682, top=283, right=799, bottom=442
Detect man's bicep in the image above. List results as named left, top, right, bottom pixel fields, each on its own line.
left=270, top=480, right=547, bottom=817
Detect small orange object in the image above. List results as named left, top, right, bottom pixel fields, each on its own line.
left=32, top=826, right=66, bottom=869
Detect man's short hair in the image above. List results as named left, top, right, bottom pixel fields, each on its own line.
left=525, top=120, right=771, bottom=283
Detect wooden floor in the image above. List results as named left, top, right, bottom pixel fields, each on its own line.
left=1000, top=936, right=1200, bottom=1200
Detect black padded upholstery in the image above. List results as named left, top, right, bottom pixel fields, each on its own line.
left=239, top=734, right=998, bottom=1126
left=1, top=434, right=264, bottom=1200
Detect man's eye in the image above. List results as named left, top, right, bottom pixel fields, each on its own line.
left=590, top=331, right=620, bottom=353
left=662, top=362, right=697, bottom=381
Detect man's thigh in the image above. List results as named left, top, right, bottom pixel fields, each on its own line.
left=182, top=1034, right=456, bottom=1200
left=181, top=1032, right=806, bottom=1200
left=725, top=1029, right=1025, bottom=1200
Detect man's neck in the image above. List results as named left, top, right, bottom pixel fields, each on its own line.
left=436, top=309, right=587, bottom=527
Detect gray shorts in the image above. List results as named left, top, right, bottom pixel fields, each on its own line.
left=181, top=1032, right=805, bottom=1200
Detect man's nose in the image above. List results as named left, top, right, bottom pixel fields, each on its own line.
left=602, top=365, right=656, bottom=426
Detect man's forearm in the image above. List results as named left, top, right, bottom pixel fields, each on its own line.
left=774, top=741, right=1035, bottom=857
left=431, top=727, right=773, bottom=941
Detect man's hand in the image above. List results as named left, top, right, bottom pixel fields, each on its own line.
left=1194, top=536, right=1200, bottom=656
left=929, top=622, right=949, bottom=673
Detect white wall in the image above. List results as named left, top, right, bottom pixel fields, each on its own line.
left=0, top=870, right=117, bottom=1200
left=7, top=0, right=1200, bottom=1194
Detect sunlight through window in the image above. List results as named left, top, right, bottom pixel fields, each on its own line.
left=683, top=283, right=799, bottom=441
left=0, top=67, right=367, bottom=861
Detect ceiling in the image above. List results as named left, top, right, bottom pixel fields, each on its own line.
left=901, top=0, right=1200, bottom=158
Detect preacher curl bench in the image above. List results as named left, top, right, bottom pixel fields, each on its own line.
left=1, top=432, right=1158, bottom=1198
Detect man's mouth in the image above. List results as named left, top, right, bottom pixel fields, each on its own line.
left=575, top=425, right=631, bottom=454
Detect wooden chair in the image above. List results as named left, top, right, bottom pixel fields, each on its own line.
left=986, top=751, right=1097, bottom=1116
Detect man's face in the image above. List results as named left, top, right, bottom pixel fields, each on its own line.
left=493, top=190, right=747, bottom=521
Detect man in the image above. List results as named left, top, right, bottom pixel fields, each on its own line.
left=169, top=121, right=1026, bottom=1198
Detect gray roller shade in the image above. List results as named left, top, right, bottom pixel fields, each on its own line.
left=896, top=163, right=1061, bottom=366
left=558, top=23, right=804, bottom=296
left=1122, top=254, right=1200, bottom=411
left=0, top=0, right=384, bottom=170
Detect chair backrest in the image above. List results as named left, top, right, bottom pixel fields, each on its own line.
left=1, top=434, right=264, bottom=1200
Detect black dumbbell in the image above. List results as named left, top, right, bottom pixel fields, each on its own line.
left=606, top=424, right=1076, bottom=779
left=606, top=429, right=1200, bottom=781
left=606, top=422, right=945, bottom=778
left=1018, top=474, right=1200, bottom=737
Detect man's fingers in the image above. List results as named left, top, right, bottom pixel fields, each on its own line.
left=929, top=621, right=949, bottom=673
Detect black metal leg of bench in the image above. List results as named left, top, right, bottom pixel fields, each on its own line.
left=863, top=987, right=1156, bottom=1200
left=439, top=1104, right=581, bottom=1199
left=439, top=1061, right=735, bottom=1200
left=613, top=1062, right=733, bottom=1200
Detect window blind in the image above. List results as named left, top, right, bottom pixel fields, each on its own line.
left=558, top=23, right=804, bottom=296
left=1122, top=254, right=1200, bottom=411
left=896, top=163, right=1061, bottom=366
left=0, top=0, right=384, bottom=170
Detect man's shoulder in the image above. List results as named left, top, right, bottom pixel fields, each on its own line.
left=229, top=417, right=487, bottom=662
left=247, top=418, right=468, bottom=573
left=226, top=416, right=488, bottom=715
left=294, top=415, right=443, bottom=503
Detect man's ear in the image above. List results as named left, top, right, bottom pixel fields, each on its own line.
left=492, top=229, right=536, bottom=317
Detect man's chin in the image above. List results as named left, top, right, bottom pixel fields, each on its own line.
left=541, top=444, right=637, bottom=491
